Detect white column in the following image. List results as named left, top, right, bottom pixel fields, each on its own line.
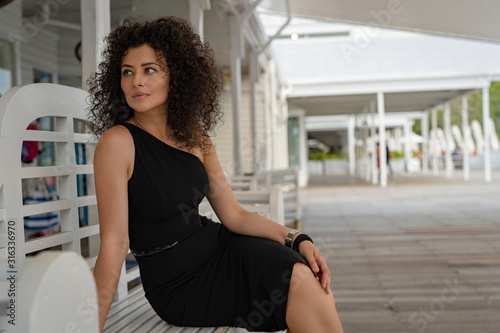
left=422, top=111, right=429, bottom=174
left=462, top=96, right=470, bottom=181
left=370, top=100, right=378, bottom=184
left=432, top=109, right=439, bottom=175
left=404, top=120, right=411, bottom=172
left=348, top=115, right=356, bottom=175
left=229, top=15, right=244, bottom=175
left=362, top=112, right=370, bottom=182
left=444, top=103, right=453, bottom=178
left=250, top=50, right=259, bottom=174
left=483, top=86, right=492, bottom=183
left=298, top=111, right=308, bottom=187
left=289, top=110, right=308, bottom=187
left=80, top=0, right=110, bottom=90
left=13, top=40, right=22, bottom=85
left=378, top=92, right=387, bottom=187
left=189, top=0, right=211, bottom=40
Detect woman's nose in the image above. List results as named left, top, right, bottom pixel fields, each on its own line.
left=133, top=74, right=144, bottom=87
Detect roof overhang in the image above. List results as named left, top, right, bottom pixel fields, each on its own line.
left=260, top=0, right=500, bottom=43
left=288, top=74, right=497, bottom=117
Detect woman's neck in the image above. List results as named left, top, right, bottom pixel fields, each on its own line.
left=130, top=112, right=171, bottom=142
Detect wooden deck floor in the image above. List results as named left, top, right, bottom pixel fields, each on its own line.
left=301, top=171, right=500, bottom=333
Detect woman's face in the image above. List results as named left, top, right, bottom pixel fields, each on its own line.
left=120, top=44, right=169, bottom=115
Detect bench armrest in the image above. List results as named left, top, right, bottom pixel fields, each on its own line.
left=1, top=251, right=99, bottom=333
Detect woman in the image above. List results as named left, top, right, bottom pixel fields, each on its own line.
left=88, top=17, right=343, bottom=333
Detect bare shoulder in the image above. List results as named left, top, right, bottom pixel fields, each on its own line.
left=97, top=125, right=132, bottom=147
left=95, top=125, right=134, bottom=178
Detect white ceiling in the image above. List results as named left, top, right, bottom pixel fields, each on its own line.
left=259, top=0, right=500, bottom=43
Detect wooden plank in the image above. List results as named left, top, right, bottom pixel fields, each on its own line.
left=126, top=266, right=140, bottom=282
left=24, top=231, right=73, bottom=254
left=74, top=195, right=97, bottom=208
left=75, top=164, right=94, bottom=174
left=124, top=312, right=165, bottom=332
left=105, top=300, right=152, bottom=331
left=20, top=166, right=73, bottom=178
left=115, top=310, right=163, bottom=332
left=74, top=133, right=94, bottom=143
left=78, top=224, right=99, bottom=238
left=23, top=130, right=69, bottom=142
left=22, top=199, right=71, bottom=216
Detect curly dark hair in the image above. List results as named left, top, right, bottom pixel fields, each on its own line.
left=87, top=16, right=223, bottom=153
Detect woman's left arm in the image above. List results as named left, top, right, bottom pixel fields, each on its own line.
left=204, top=139, right=331, bottom=293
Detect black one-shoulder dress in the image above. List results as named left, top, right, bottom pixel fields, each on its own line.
left=123, top=123, right=307, bottom=332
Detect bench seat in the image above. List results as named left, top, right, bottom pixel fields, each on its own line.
left=104, top=285, right=230, bottom=333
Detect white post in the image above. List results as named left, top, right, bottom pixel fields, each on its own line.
left=189, top=0, right=211, bottom=40
left=444, top=103, right=453, bottom=178
left=250, top=50, right=259, bottom=174
left=80, top=0, right=110, bottom=91
left=432, top=109, right=439, bottom=175
left=348, top=115, right=356, bottom=175
left=229, top=15, right=244, bottom=175
left=378, top=92, right=387, bottom=188
left=422, top=111, right=429, bottom=174
left=483, top=86, right=492, bottom=183
left=289, top=110, right=308, bottom=187
left=462, top=96, right=470, bottom=181
left=370, top=100, right=378, bottom=184
left=79, top=0, right=114, bottom=297
left=404, top=120, right=411, bottom=172
left=13, top=40, right=22, bottom=85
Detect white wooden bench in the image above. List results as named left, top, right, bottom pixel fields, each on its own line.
left=228, top=169, right=301, bottom=227
left=0, top=83, right=286, bottom=333
left=200, top=188, right=284, bottom=225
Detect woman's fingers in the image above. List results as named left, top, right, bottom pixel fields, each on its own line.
left=300, top=242, right=332, bottom=294
left=317, top=256, right=332, bottom=293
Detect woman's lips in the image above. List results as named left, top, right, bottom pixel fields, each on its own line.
left=133, top=93, right=149, bottom=100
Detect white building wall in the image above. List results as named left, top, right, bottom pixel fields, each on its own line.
left=20, top=28, right=59, bottom=84
left=0, top=3, right=59, bottom=85
left=213, top=66, right=290, bottom=176
left=267, top=59, right=289, bottom=170
left=0, top=1, right=22, bottom=88
left=0, top=2, right=22, bottom=37
left=132, top=0, right=189, bottom=21
left=212, top=88, right=235, bottom=175
left=58, top=30, right=81, bottom=87
left=255, top=65, right=269, bottom=173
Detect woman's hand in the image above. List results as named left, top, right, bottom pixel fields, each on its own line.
left=298, top=241, right=332, bottom=294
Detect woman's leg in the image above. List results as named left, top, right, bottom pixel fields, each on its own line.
left=286, top=262, right=344, bottom=333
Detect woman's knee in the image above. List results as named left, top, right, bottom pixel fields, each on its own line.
left=290, top=262, right=336, bottom=305
left=289, top=262, right=316, bottom=292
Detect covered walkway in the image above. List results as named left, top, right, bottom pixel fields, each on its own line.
left=301, top=171, right=500, bottom=332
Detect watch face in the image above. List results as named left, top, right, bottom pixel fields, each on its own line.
left=286, top=230, right=298, bottom=246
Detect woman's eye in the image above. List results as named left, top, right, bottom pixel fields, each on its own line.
left=145, top=67, right=156, bottom=74
left=122, top=69, right=132, bottom=76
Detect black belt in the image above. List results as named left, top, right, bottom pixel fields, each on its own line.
left=130, top=223, right=203, bottom=257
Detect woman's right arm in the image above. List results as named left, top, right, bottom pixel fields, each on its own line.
left=92, top=126, right=134, bottom=332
